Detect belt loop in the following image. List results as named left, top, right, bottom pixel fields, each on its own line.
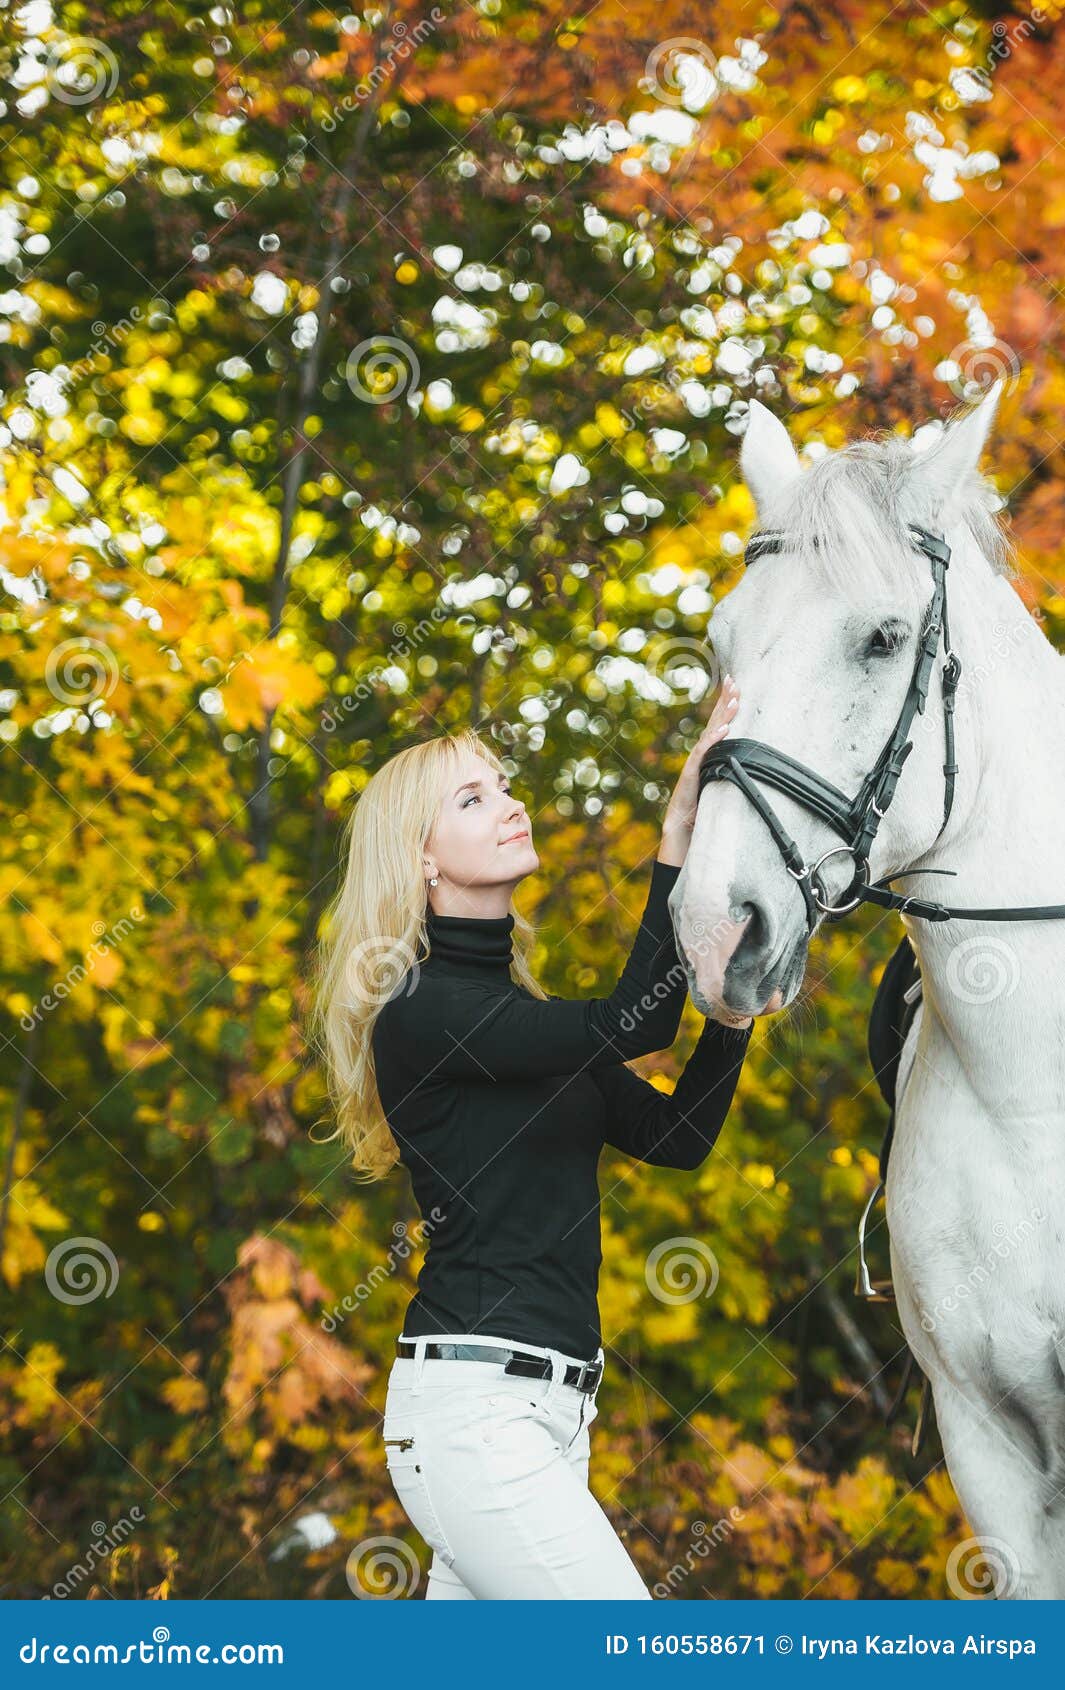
left=543, top=1347, right=564, bottom=1411
left=411, top=1335, right=428, bottom=1396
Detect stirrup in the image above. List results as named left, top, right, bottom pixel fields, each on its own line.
left=855, top=1179, right=894, bottom=1302
left=911, top=1373, right=933, bottom=1459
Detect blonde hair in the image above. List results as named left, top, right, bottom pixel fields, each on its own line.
left=307, top=728, right=545, bottom=1181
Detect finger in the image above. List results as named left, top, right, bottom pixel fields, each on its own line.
left=700, top=713, right=733, bottom=740
left=703, top=703, right=737, bottom=738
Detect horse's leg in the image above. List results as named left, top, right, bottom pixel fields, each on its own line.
left=929, top=1378, right=1064, bottom=1599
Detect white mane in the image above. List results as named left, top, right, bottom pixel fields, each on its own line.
left=751, top=423, right=1017, bottom=611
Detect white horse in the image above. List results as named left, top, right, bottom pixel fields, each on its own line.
left=670, top=380, right=1065, bottom=1599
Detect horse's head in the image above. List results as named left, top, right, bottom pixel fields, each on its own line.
left=672, top=380, right=1012, bottom=1024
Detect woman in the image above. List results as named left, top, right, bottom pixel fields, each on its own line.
left=311, top=679, right=752, bottom=1599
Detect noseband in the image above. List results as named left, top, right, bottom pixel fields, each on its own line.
left=697, top=524, right=1065, bottom=928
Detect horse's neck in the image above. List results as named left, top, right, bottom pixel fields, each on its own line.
left=904, top=575, right=1065, bottom=1105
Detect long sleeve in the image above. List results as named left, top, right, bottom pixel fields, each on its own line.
left=375, top=858, right=689, bottom=1082
left=593, top=1017, right=752, bottom=1169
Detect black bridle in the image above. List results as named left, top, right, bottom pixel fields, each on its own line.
left=697, top=523, right=1065, bottom=929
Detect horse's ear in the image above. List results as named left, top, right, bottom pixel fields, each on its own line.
left=740, top=398, right=801, bottom=514
left=909, top=377, right=1004, bottom=521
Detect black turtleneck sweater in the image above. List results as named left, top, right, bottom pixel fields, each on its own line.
left=371, top=857, right=752, bottom=1360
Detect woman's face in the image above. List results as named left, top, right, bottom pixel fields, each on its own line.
left=423, top=752, right=538, bottom=901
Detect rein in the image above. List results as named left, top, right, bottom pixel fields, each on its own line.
left=697, top=523, right=1065, bottom=928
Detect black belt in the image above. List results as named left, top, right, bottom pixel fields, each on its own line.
left=396, top=1338, right=604, bottom=1395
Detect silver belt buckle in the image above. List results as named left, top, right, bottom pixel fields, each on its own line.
left=578, top=1357, right=603, bottom=1393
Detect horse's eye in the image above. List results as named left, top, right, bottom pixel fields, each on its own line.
left=866, top=623, right=904, bottom=657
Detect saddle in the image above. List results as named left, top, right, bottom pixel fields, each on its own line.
left=867, top=933, right=923, bottom=1172
left=864, top=935, right=934, bottom=1456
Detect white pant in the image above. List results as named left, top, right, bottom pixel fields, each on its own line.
left=381, top=1332, right=652, bottom=1599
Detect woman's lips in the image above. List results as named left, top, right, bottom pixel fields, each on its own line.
left=501, top=830, right=529, bottom=844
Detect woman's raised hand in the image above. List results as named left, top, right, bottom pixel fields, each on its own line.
left=659, top=676, right=739, bottom=864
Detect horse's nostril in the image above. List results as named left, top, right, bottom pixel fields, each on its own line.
left=733, top=899, right=767, bottom=948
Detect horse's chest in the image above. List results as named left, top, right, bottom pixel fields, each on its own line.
left=886, top=1082, right=1065, bottom=1406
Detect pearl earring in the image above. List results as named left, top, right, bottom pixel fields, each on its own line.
left=429, top=875, right=438, bottom=887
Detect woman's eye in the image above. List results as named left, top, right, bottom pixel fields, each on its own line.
left=463, top=786, right=512, bottom=808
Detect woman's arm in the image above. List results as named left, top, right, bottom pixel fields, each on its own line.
left=593, top=1017, right=752, bottom=1169
left=376, top=857, right=690, bottom=1082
